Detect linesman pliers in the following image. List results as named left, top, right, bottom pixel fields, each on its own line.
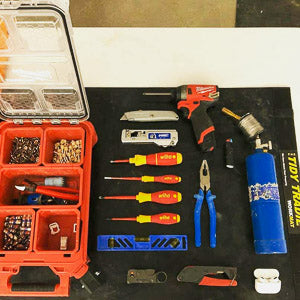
left=194, top=160, right=216, bottom=248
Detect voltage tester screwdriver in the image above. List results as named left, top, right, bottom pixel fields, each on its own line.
left=111, top=152, right=182, bottom=166
left=143, top=85, right=219, bottom=152
left=106, top=213, right=180, bottom=225
left=104, top=174, right=181, bottom=184
left=99, top=190, right=182, bottom=204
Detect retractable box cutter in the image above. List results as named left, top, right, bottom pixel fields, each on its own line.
left=177, top=266, right=237, bottom=287
left=121, top=110, right=179, bottom=122
left=121, top=129, right=178, bottom=147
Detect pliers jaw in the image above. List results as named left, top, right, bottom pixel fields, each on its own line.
left=15, top=179, right=37, bottom=192
left=200, top=160, right=210, bottom=191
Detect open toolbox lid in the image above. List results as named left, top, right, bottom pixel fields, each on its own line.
left=0, top=0, right=89, bottom=124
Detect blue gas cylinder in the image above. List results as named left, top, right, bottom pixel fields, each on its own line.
left=246, top=150, right=287, bottom=254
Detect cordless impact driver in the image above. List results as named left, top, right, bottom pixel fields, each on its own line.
left=144, top=85, right=219, bottom=152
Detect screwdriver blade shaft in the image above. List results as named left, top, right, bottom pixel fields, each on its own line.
left=143, top=92, right=172, bottom=96
left=108, top=217, right=136, bottom=221
left=110, top=159, right=129, bottom=164
left=104, top=176, right=141, bottom=181
left=100, top=196, right=136, bottom=200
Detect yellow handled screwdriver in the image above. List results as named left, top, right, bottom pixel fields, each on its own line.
left=106, top=213, right=181, bottom=225
left=99, top=190, right=182, bottom=204
left=104, top=174, right=181, bottom=184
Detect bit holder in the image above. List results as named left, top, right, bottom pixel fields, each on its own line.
left=222, top=107, right=264, bottom=140
left=238, top=113, right=264, bottom=140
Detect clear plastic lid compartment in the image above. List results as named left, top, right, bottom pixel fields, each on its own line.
left=0, top=8, right=88, bottom=120
left=14, top=14, right=65, bottom=52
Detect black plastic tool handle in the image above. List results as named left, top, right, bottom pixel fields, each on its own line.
left=11, top=283, right=56, bottom=292
left=190, top=104, right=216, bottom=152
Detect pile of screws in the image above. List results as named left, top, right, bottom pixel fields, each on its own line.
left=10, top=137, right=40, bottom=164
left=3, top=215, right=32, bottom=250
left=53, top=139, right=82, bottom=163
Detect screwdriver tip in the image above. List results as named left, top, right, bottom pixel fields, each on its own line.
left=105, top=218, right=112, bottom=221
left=104, top=177, right=112, bottom=180
left=98, top=196, right=104, bottom=199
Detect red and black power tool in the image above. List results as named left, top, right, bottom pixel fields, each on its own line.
left=143, top=85, right=219, bottom=152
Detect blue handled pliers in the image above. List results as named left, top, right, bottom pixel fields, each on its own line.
left=194, top=160, right=216, bottom=248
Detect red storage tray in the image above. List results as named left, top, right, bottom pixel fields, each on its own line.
left=43, top=126, right=85, bottom=166
left=0, top=127, right=43, bottom=167
left=34, top=209, right=80, bottom=253
left=0, top=208, right=35, bottom=254
left=0, top=121, right=98, bottom=297
left=0, top=166, right=83, bottom=207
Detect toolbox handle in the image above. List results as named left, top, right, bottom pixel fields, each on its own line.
left=0, top=269, right=71, bottom=297
left=11, top=283, right=56, bottom=292
left=10, top=274, right=70, bottom=296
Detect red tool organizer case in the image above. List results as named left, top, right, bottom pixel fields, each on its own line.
left=0, top=2, right=98, bottom=297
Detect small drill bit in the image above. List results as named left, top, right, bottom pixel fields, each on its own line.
left=222, top=107, right=241, bottom=120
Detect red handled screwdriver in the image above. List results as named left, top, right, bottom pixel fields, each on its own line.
left=99, top=190, right=182, bottom=204
left=106, top=213, right=180, bottom=225
left=104, top=174, right=181, bottom=184
left=110, top=152, right=182, bottom=166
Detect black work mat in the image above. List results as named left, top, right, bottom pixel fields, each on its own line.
left=85, top=87, right=298, bottom=300
left=236, top=0, right=300, bottom=27
left=3, top=88, right=299, bottom=300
